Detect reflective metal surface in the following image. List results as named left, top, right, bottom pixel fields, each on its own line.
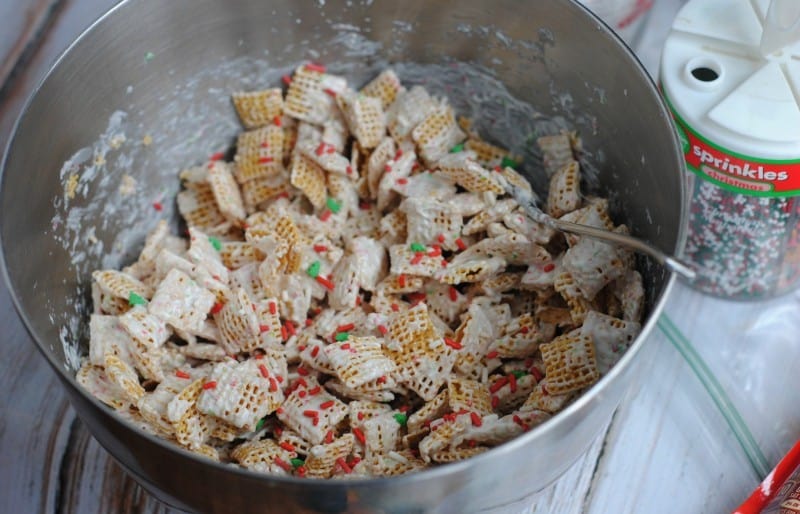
left=0, top=0, right=685, bottom=512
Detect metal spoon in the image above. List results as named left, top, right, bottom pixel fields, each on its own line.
left=507, top=187, right=697, bottom=281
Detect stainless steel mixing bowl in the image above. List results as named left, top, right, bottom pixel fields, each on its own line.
left=0, top=0, right=685, bottom=512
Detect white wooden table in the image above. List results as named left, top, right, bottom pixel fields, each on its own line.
left=2, top=1, right=797, bottom=512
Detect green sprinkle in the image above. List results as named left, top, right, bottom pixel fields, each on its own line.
left=290, top=458, right=305, bottom=468
left=410, top=242, right=426, bottom=252
left=500, top=156, right=518, bottom=169
left=449, top=143, right=464, bottom=153
left=128, top=292, right=147, bottom=306
left=255, top=417, right=266, bottom=431
left=335, top=332, right=349, bottom=342
left=393, top=413, right=408, bottom=426
left=326, top=197, right=342, bottom=214
left=306, top=260, right=321, bottom=278
left=144, top=51, right=155, bottom=62
left=511, top=370, right=528, bottom=379
left=208, top=236, right=222, bottom=251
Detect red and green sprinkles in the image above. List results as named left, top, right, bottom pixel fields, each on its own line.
left=306, top=260, right=321, bottom=278
left=207, top=236, right=222, bottom=251
left=326, top=197, right=342, bottom=214
left=128, top=292, right=147, bottom=306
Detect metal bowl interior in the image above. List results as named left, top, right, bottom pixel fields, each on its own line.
left=0, top=0, right=685, bottom=512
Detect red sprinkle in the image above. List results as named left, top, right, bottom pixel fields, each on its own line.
left=489, top=377, right=508, bottom=393
left=508, top=373, right=518, bottom=393
left=315, top=275, right=335, bottom=291
left=543, top=263, right=556, bottom=272
left=320, top=400, right=335, bottom=410
left=396, top=177, right=408, bottom=185
left=258, top=156, right=274, bottom=164
left=315, top=142, right=327, bottom=156
left=359, top=201, right=371, bottom=210
left=470, top=412, right=483, bottom=427
left=210, top=302, right=225, bottom=315
left=310, top=346, right=320, bottom=358
left=259, top=142, right=269, bottom=149
left=441, top=259, right=448, bottom=268
left=391, top=303, right=399, bottom=312
left=296, top=367, right=309, bottom=377
left=280, top=441, right=296, bottom=452
left=323, top=88, right=338, bottom=97
left=336, top=457, right=352, bottom=474
left=319, top=209, right=332, bottom=222
left=520, top=326, right=530, bottom=334
left=269, top=377, right=279, bottom=392
left=398, top=274, right=407, bottom=287
left=273, top=115, right=282, bottom=127
left=276, top=375, right=284, bottom=383
left=299, top=390, right=307, bottom=398
left=152, top=201, right=163, bottom=212
left=494, top=165, right=503, bottom=173
left=448, top=286, right=458, bottom=302
left=455, top=238, right=467, bottom=251
left=313, top=244, right=328, bottom=253
left=486, top=350, right=499, bottom=359
left=530, top=367, right=544, bottom=382
left=437, top=234, right=446, bottom=244
left=376, top=375, right=388, bottom=384
left=259, top=325, right=270, bottom=333
left=336, top=323, right=355, bottom=333
left=408, top=292, right=426, bottom=306
left=353, top=427, right=366, bottom=445
left=209, top=151, right=225, bottom=162
left=394, top=149, right=403, bottom=159
left=384, top=164, right=392, bottom=173
left=175, top=370, right=191, bottom=379
left=325, top=430, right=335, bottom=443
left=281, top=74, right=292, bottom=86
left=340, top=343, right=351, bottom=350
left=512, top=414, right=530, bottom=430
left=303, top=409, right=319, bottom=418
left=202, top=381, right=217, bottom=390
left=296, top=465, right=307, bottom=477
left=357, top=411, right=365, bottom=421
left=491, top=395, right=499, bottom=409
left=305, top=318, right=313, bottom=327
left=281, top=324, right=288, bottom=341
left=285, top=321, right=296, bottom=337
left=410, top=252, right=424, bottom=265
left=274, top=457, right=293, bottom=472
left=427, top=245, right=442, bottom=257
left=268, top=302, right=277, bottom=315
left=444, top=337, right=463, bottom=350
left=259, top=364, right=270, bottom=378
left=305, top=62, right=327, bottom=73
left=308, top=385, right=322, bottom=395
left=377, top=324, right=388, bottom=335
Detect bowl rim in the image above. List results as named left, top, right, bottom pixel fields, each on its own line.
left=0, top=0, right=686, bottom=491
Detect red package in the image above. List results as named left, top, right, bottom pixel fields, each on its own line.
left=734, top=439, right=800, bottom=514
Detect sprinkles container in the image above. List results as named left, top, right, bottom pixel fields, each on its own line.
left=661, top=0, right=800, bottom=299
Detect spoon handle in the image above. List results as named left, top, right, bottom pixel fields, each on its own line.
left=551, top=218, right=697, bottom=281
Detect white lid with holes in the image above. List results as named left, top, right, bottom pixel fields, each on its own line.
left=661, top=0, right=800, bottom=158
